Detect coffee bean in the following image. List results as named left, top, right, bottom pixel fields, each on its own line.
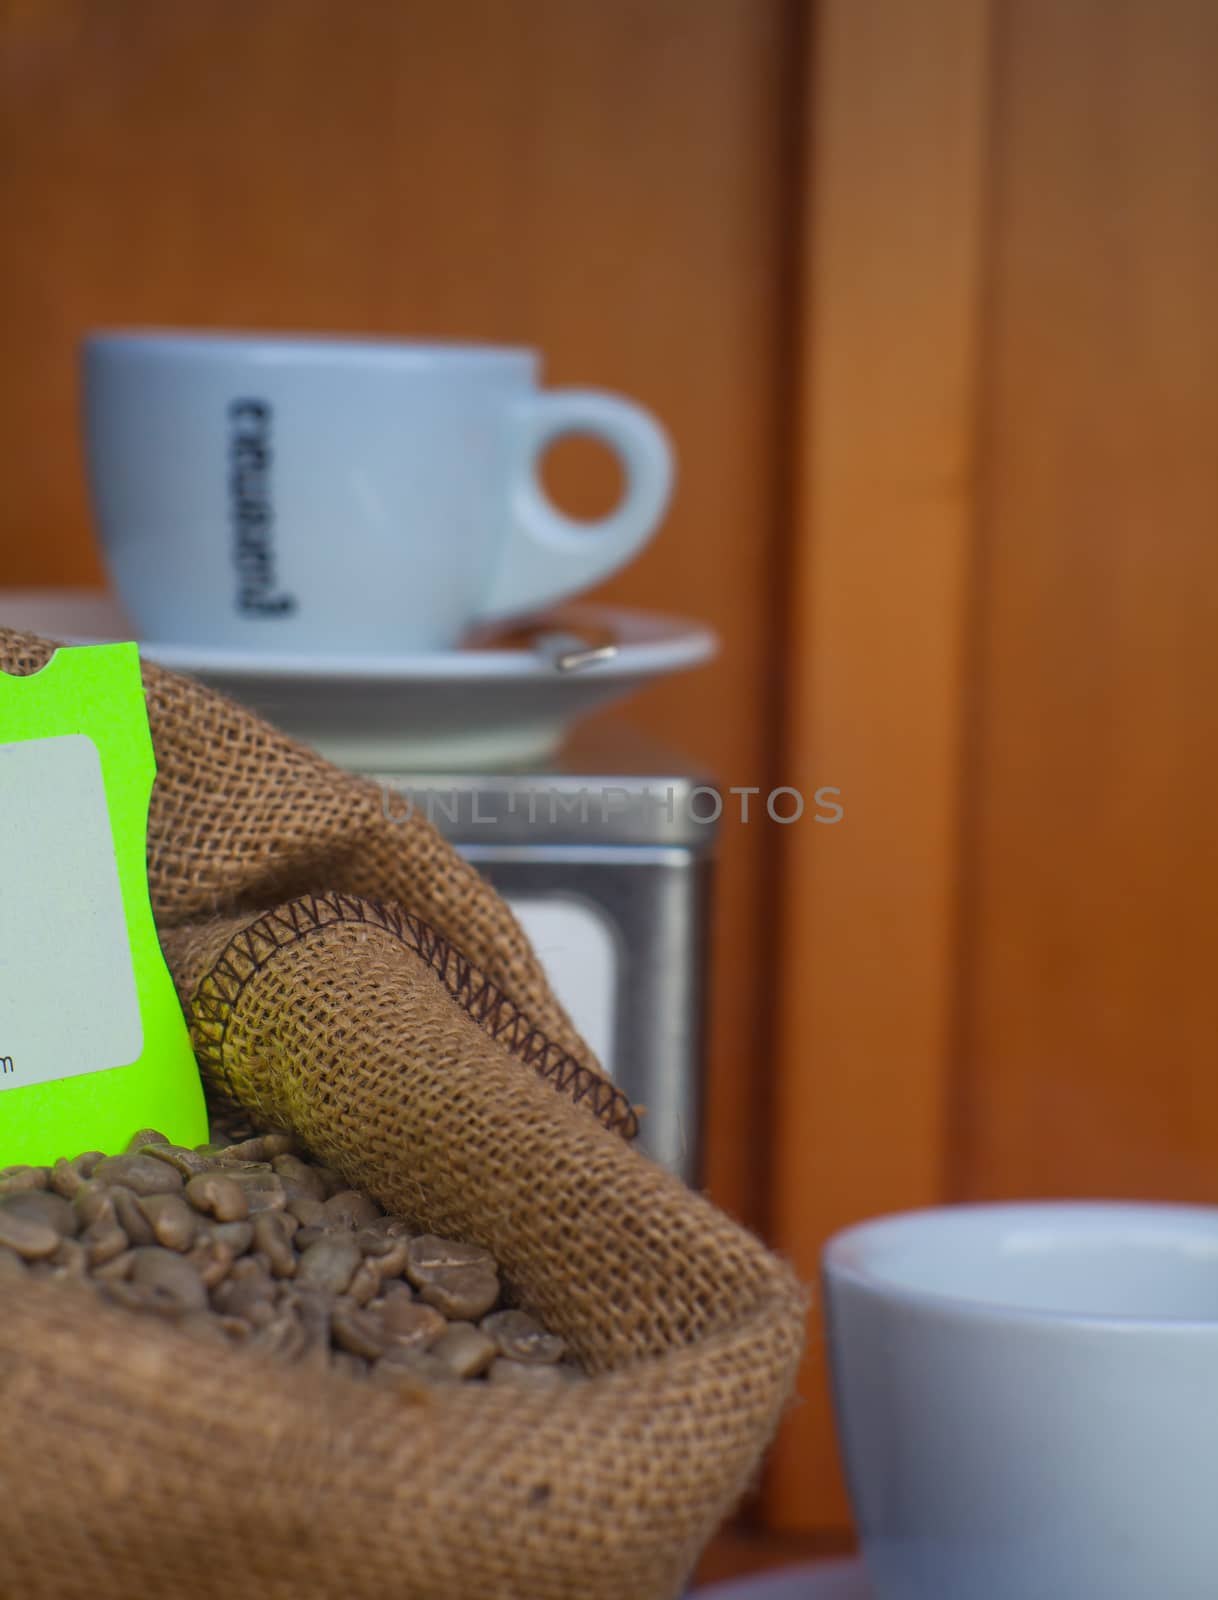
left=210, top=1220, right=254, bottom=1255
left=130, top=1247, right=208, bottom=1312
left=358, top=1228, right=405, bottom=1257
left=271, top=1179, right=314, bottom=1209
left=284, top=1287, right=333, bottom=1368
left=102, top=1281, right=180, bottom=1315
left=332, top=1301, right=389, bottom=1360
left=286, top=1194, right=327, bottom=1228
left=310, top=1164, right=346, bottom=1199
left=297, top=1235, right=361, bottom=1296
left=374, top=1347, right=454, bottom=1384
left=416, top=1265, right=500, bottom=1322
left=73, top=1180, right=117, bottom=1230
left=126, top=1128, right=170, bottom=1150
left=81, top=1220, right=130, bottom=1267
left=49, top=1153, right=103, bottom=1199
left=377, top=1282, right=416, bottom=1312
left=1, top=1188, right=79, bottom=1238
left=430, top=1322, right=498, bottom=1378
left=258, top=1134, right=297, bottom=1160
left=361, top=1237, right=412, bottom=1285
left=186, top=1236, right=237, bottom=1290
left=323, top=1191, right=383, bottom=1230
left=346, top=1258, right=382, bottom=1306
left=379, top=1296, right=446, bottom=1351
left=405, top=1236, right=500, bottom=1319
left=481, top=1309, right=565, bottom=1366
left=93, top=1154, right=184, bottom=1197
left=252, top=1213, right=296, bottom=1279
left=111, top=1186, right=156, bottom=1247
left=142, top=1144, right=212, bottom=1179
left=0, top=1165, right=49, bottom=1194
left=229, top=1254, right=268, bottom=1282
left=214, top=1137, right=269, bottom=1162
left=0, top=1204, right=60, bottom=1260
left=93, top=1249, right=136, bottom=1282
left=213, top=1268, right=275, bottom=1320
left=185, top=1173, right=250, bottom=1223
left=272, top=1155, right=327, bottom=1200
left=406, top=1235, right=495, bottom=1275
left=363, top=1216, right=413, bottom=1241
left=224, top=1171, right=286, bottom=1214
left=49, top=1238, right=88, bottom=1279
left=139, top=1193, right=198, bottom=1253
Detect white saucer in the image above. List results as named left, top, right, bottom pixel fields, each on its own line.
left=693, top=1560, right=871, bottom=1599
left=0, top=590, right=717, bottom=771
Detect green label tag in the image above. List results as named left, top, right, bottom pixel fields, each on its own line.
left=0, top=643, right=208, bottom=1167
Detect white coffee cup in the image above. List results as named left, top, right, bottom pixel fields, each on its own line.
left=82, top=332, right=674, bottom=654
left=824, top=1202, right=1218, bottom=1600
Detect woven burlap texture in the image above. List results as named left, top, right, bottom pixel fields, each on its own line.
left=0, top=630, right=807, bottom=1600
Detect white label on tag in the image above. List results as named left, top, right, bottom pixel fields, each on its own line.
left=0, top=734, right=143, bottom=1089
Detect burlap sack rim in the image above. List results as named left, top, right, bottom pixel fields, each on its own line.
left=0, top=628, right=809, bottom=1599
left=5, top=1263, right=807, bottom=1599
left=188, top=890, right=639, bottom=1140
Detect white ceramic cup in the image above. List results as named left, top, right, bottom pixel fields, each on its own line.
left=823, top=1202, right=1218, bottom=1600
left=82, top=332, right=674, bottom=654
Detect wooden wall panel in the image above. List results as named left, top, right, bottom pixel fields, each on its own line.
left=765, top=0, right=1218, bottom=1544
left=956, top=0, right=1218, bottom=1202
left=0, top=0, right=797, bottom=1227
left=765, top=0, right=994, bottom=1532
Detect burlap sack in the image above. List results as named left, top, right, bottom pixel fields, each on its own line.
left=0, top=629, right=806, bottom=1600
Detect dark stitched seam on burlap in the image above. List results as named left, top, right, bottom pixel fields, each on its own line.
left=189, top=892, right=640, bottom=1140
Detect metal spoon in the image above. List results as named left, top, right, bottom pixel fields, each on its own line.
left=532, top=630, right=620, bottom=673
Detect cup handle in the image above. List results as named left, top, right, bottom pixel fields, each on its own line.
left=475, top=388, right=674, bottom=621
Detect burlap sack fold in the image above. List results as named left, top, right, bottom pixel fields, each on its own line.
left=0, top=629, right=807, bottom=1600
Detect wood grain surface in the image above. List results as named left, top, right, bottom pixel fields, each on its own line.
left=765, top=0, right=1218, bottom=1534
left=764, top=0, right=994, bottom=1530
left=954, top=0, right=1218, bottom=1202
